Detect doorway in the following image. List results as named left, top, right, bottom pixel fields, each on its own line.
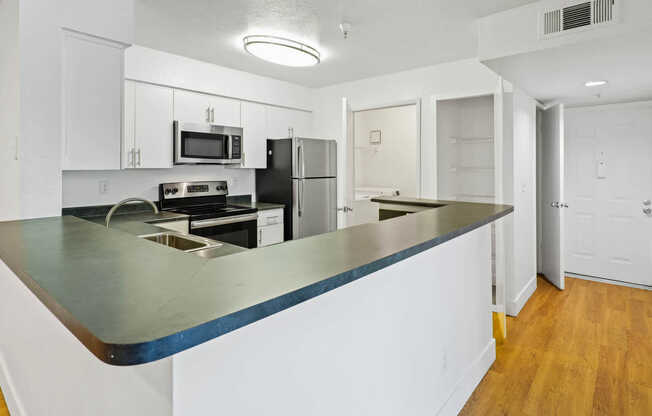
left=341, top=100, right=421, bottom=227
left=565, top=101, right=652, bottom=287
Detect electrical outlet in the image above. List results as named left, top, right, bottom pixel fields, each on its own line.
left=99, top=180, right=109, bottom=195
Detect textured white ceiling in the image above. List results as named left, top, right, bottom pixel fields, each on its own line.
left=483, top=29, right=652, bottom=107
left=134, top=0, right=539, bottom=87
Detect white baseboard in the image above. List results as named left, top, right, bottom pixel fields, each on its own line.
left=506, top=275, right=537, bottom=317
left=567, top=272, right=652, bottom=291
left=436, top=339, right=496, bottom=416
left=0, top=351, right=25, bottom=416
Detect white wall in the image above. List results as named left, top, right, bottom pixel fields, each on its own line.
left=0, top=0, right=20, bottom=221
left=507, top=89, right=538, bottom=315
left=174, top=225, right=494, bottom=416
left=354, top=105, right=418, bottom=197
left=62, top=166, right=254, bottom=208
left=126, top=46, right=313, bottom=111
left=62, top=46, right=316, bottom=208
left=15, top=0, right=134, bottom=219
left=477, top=0, right=652, bottom=61
left=312, top=58, right=500, bottom=218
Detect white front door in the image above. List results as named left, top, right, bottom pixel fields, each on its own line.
left=541, top=104, right=566, bottom=290
left=565, top=102, right=652, bottom=286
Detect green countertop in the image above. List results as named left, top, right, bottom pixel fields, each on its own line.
left=0, top=199, right=512, bottom=366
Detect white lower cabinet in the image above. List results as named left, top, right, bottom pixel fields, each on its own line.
left=257, top=208, right=284, bottom=247
left=123, top=81, right=174, bottom=169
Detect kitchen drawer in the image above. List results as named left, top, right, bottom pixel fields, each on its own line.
left=258, top=223, right=284, bottom=247
left=257, top=208, right=284, bottom=227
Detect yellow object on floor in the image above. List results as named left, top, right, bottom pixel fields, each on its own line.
left=492, top=311, right=507, bottom=345
left=0, top=385, right=9, bottom=416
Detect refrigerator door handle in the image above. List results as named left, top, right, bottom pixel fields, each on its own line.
left=298, top=179, right=305, bottom=217
left=297, top=143, right=306, bottom=178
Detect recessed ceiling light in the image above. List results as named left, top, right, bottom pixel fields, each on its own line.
left=243, top=35, right=320, bottom=67
left=585, top=80, right=608, bottom=87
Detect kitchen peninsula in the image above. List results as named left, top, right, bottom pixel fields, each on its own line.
left=0, top=198, right=511, bottom=416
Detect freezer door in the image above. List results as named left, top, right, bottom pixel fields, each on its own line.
left=292, top=138, right=337, bottom=178
left=292, top=177, right=337, bottom=239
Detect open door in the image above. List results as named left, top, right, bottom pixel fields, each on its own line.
left=338, top=97, right=355, bottom=228
left=540, top=104, right=566, bottom=290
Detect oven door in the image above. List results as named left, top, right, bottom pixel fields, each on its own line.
left=190, top=214, right=258, bottom=249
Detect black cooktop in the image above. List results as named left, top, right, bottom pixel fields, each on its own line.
left=170, top=204, right=257, bottom=221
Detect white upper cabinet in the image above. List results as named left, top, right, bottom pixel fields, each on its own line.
left=240, top=102, right=268, bottom=169
left=173, top=89, right=212, bottom=124
left=267, top=106, right=312, bottom=138
left=123, top=81, right=174, bottom=169
left=173, top=90, right=241, bottom=127
left=210, top=96, right=241, bottom=127
left=62, top=31, right=125, bottom=170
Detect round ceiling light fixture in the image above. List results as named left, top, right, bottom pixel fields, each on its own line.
left=243, top=35, right=320, bottom=67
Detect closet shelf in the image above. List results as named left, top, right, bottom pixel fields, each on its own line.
left=449, top=166, right=494, bottom=172
left=449, top=137, right=494, bottom=144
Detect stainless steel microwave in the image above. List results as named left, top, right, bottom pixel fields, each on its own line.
left=174, top=121, right=243, bottom=165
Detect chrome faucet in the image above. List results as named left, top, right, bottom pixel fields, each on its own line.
left=105, top=197, right=159, bottom=228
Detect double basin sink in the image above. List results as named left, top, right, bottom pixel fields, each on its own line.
left=138, top=231, right=222, bottom=254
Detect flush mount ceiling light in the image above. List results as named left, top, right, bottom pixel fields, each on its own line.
left=243, top=35, right=320, bottom=67
left=585, top=80, right=608, bottom=87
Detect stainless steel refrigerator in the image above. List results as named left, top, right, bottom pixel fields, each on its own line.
left=256, top=138, right=337, bottom=241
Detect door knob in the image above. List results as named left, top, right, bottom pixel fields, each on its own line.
left=550, top=202, right=560, bottom=208
left=644, top=200, right=651, bottom=206
left=561, top=203, right=569, bottom=208
left=644, top=208, right=652, bottom=215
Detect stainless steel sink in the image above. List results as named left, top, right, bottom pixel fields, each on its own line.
left=138, top=231, right=222, bottom=252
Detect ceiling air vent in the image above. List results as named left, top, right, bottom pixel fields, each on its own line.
left=563, top=2, right=591, bottom=30
left=540, top=0, right=618, bottom=38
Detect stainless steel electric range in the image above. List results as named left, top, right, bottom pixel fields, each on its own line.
left=159, top=181, right=258, bottom=249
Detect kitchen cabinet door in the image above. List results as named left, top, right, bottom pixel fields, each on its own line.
left=258, top=224, right=284, bottom=247
left=134, top=83, right=173, bottom=169
left=267, top=106, right=312, bottom=138
left=62, top=31, right=125, bottom=170
left=173, top=89, right=212, bottom=124
left=209, top=96, right=241, bottom=127
left=240, top=102, right=267, bottom=168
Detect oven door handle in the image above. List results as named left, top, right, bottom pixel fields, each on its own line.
left=190, top=213, right=259, bottom=229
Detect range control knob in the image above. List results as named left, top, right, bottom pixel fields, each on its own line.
left=172, top=188, right=179, bottom=194
left=164, top=189, right=171, bottom=195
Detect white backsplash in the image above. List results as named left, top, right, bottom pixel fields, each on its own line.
left=62, top=165, right=254, bottom=208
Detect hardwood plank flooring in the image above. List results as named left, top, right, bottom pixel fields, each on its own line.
left=461, top=276, right=652, bottom=416
left=0, top=385, right=9, bottom=416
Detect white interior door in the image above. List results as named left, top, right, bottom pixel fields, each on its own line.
left=565, top=102, right=652, bottom=286
left=339, top=97, right=355, bottom=228
left=541, top=104, right=565, bottom=290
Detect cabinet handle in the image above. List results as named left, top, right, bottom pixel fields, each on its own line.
left=206, top=107, right=211, bottom=123
left=210, top=108, right=215, bottom=123
left=136, top=148, right=142, bottom=167
left=258, top=229, right=262, bottom=245
left=129, top=148, right=135, bottom=168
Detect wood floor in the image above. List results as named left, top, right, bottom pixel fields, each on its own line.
left=0, top=385, right=8, bottom=416
left=461, top=276, right=652, bottom=415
